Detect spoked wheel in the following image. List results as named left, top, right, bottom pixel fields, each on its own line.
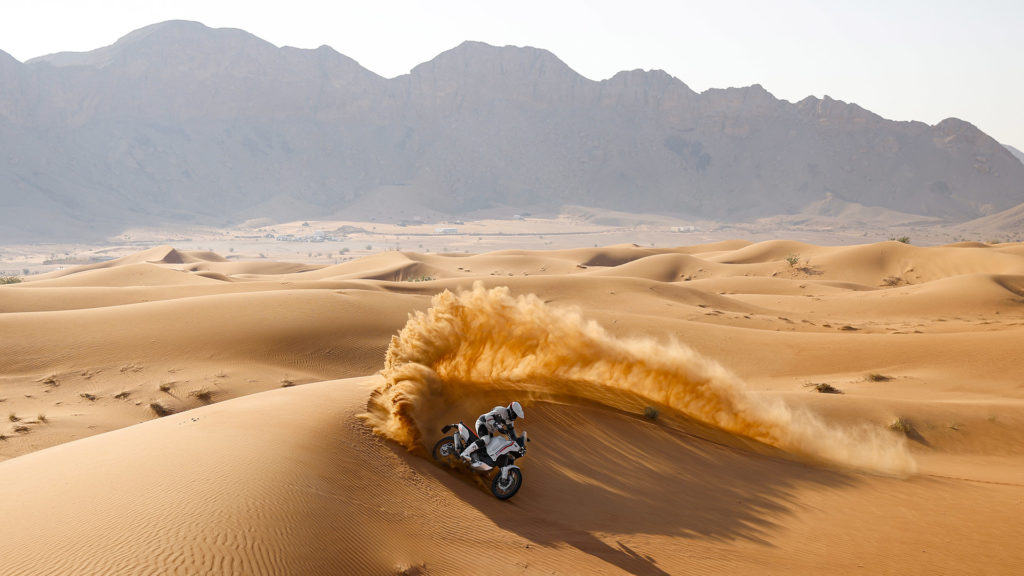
left=491, top=468, right=523, bottom=500
left=432, top=437, right=459, bottom=464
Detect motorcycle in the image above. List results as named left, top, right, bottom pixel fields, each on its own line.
left=431, top=421, right=530, bottom=500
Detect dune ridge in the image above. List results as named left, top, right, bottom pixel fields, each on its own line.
left=3, top=239, right=1024, bottom=574
left=366, top=282, right=915, bottom=475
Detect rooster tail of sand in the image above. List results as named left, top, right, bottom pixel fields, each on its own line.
left=365, top=283, right=916, bottom=475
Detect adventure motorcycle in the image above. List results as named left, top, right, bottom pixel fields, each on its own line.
left=432, top=421, right=529, bottom=500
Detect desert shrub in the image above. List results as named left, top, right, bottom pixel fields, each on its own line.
left=867, top=373, right=892, bottom=382
left=149, top=402, right=173, bottom=417
left=189, top=388, right=212, bottom=402
left=882, top=276, right=902, bottom=287
left=159, top=383, right=173, bottom=393
left=13, top=425, right=29, bottom=433
left=888, top=417, right=913, bottom=434
left=0, top=275, right=21, bottom=285
left=643, top=406, right=659, bottom=420
left=37, top=413, right=47, bottom=423
left=890, top=235, right=911, bottom=244
left=8, top=413, right=20, bottom=422
left=406, top=275, right=435, bottom=282
left=80, top=393, right=97, bottom=401
left=805, top=383, right=842, bottom=394
left=785, top=254, right=800, bottom=267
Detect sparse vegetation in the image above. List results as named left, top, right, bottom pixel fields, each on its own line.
left=37, top=413, right=47, bottom=423
left=0, top=275, right=22, bottom=284
left=80, top=393, right=97, bottom=401
left=13, top=425, right=29, bottom=433
left=882, top=275, right=902, bottom=287
left=114, top=391, right=130, bottom=399
left=189, top=388, right=213, bottom=402
left=9, top=413, right=20, bottom=422
left=280, top=378, right=295, bottom=388
left=406, top=275, right=435, bottom=282
left=867, top=373, right=892, bottom=382
left=805, top=382, right=843, bottom=394
left=149, top=402, right=173, bottom=417
left=159, top=383, right=173, bottom=393
left=785, top=254, right=800, bottom=267
left=890, top=235, right=911, bottom=244
left=643, top=406, right=659, bottom=420
left=888, top=417, right=913, bottom=434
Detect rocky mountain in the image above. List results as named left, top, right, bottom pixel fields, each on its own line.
left=1006, top=144, right=1024, bottom=165
left=2, top=20, right=1022, bottom=241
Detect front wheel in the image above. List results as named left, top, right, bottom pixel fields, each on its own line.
left=432, top=437, right=458, bottom=464
left=491, top=468, right=523, bottom=500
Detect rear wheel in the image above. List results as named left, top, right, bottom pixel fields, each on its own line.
left=432, top=437, right=458, bottom=464
left=491, top=468, right=523, bottom=500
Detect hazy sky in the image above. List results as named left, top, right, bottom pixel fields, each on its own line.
left=2, top=1, right=1022, bottom=148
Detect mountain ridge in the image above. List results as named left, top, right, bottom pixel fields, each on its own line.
left=1, top=20, right=1022, bottom=241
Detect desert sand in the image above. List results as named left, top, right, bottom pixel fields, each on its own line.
left=1, top=240, right=1023, bottom=575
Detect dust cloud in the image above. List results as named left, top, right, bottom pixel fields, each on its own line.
left=365, top=283, right=915, bottom=475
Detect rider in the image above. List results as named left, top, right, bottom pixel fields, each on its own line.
left=460, top=401, right=525, bottom=462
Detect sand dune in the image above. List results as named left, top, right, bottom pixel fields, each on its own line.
left=2, top=240, right=1023, bottom=574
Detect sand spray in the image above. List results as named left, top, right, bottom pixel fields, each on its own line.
left=364, top=283, right=915, bottom=475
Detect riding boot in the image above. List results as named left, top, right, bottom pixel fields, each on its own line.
left=460, top=437, right=486, bottom=461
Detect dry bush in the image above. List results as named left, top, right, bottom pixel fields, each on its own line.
left=867, top=373, right=892, bottom=382
left=149, top=402, right=173, bottom=417
left=805, top=382, right=842, bottom=394
left=643, top=406, right=659, bottom=420
left=189, top=388, right=213, bottom=402
left=80, top=393, right=97, bottom=401
left=888, top=417, right=913, bottom=434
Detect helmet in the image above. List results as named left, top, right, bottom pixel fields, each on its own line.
left=507, top=401, right=524, bottom=420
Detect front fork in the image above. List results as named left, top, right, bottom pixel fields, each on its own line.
left=499, top=464, right=518, bottom=482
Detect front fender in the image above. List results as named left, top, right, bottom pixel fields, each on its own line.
left=499, top=464, right=521, bottom=482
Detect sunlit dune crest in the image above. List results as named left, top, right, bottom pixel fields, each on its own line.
left=1, top=239, right=1023, bottom=574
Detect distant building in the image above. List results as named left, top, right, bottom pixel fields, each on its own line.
left=435, top=227, right=458, bottom=234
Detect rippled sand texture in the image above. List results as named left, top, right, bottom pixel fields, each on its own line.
left=2, top=241, right=1023, bottom=574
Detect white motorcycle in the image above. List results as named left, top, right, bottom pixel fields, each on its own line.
left=432, top=421, right=530, bottom=500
